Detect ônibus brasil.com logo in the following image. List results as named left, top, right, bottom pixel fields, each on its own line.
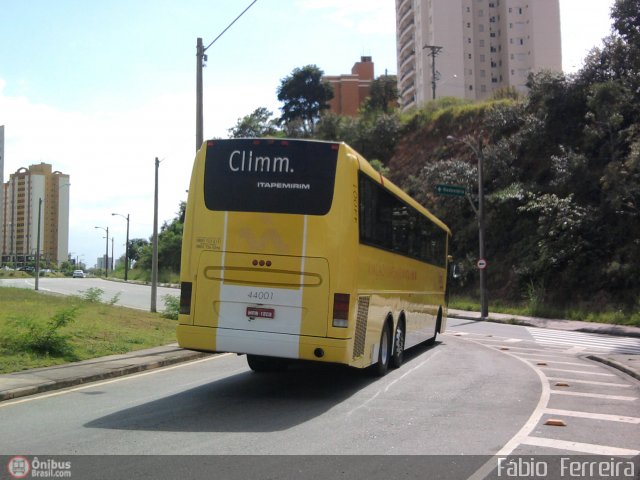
left=7, top=457, right=30, bottom=479
left=7, top=456, right=72, bottom=478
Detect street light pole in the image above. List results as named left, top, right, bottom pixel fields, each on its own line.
left=111, top=213, right=130, bottom=281
left=35, top=198, right=42, bottom=291
left=476, top=144, right=488, bottom=319
left=151, top=157, right=159, bottom=313
left=447, top=135, right=488, bottom=319
left=94, top=226, right=109, bottom=277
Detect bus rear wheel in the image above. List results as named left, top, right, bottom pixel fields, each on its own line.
left=246, top=354, right=288, bottom=372
left=373, top=323, right=392, bottom=377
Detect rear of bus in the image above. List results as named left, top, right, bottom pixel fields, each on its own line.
left=177, top=139, right=360, bottom=367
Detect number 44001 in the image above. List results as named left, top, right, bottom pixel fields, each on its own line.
left=247, top=291, right=274, bottom=301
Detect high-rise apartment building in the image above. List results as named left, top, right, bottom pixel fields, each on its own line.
left=1, top=163, right=70, bottom=267
left=396, top=0, right=562, bottom=110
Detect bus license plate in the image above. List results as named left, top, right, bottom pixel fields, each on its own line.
left=246, top=307, right=275, bottom=319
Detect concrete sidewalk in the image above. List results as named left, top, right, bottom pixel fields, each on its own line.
left=1, top=312, right=638, bottom=402
left=0, top=344, right=210, bottom=402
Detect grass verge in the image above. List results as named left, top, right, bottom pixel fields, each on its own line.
left=0, top=287, right=177, bottom=374
left=449, top=295, right=640, bottom=327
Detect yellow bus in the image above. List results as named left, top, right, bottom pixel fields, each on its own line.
left=177, top=138, right=451, bottom=375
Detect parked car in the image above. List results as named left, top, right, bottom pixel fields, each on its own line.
left=72, top=270, right=86, bottom=278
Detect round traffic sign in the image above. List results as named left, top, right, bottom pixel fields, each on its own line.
left=477, top=259, right=488, bottom=270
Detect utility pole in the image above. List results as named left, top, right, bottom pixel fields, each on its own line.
left=423, top=45, right=443, bottom=100
left=196, top=37, right=205, bottom=151
left=151, top=157, right=159, bottom=313
left=195, top=0, right=259, bottom=151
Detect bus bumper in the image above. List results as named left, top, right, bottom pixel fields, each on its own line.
left=177, top=325, right=351, bottom=365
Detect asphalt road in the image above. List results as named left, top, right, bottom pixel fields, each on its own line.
left=1, top=278, right=639, bottom=479
left=0, top=337, right=539, bottom=455
left=0, top=277, right=178, bottom=311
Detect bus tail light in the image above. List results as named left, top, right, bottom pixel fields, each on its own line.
left=332, top=293, right=350, bottom=328
left=180, top=282, right=193, bottom=315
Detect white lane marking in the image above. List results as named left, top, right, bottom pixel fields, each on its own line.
left=346, top=351, right=441, bottom=417
left=527, top=327, right=640, bottom=354
left=513, top=351, right=581, bottom=359
left=550, top=390, right=637, bottom=401
left=490, top=345, right=566, bottom=353
left=0, top=353, right=233, bottom=408
left=465, top=339, right=551, bottom=480
left=539, top=367, right=615, bottom=376
left=546, top=376, right=632, bottom=388
left=529, top=328, right=640, bottom=345
left=544, top=408, right=640, bottom=424
left=468, top=337, right=523, bottom=344
left=521, top=436, right=640, bottom=456
left=524, top=359, right=599, bottom=367
left=564, top=346, right=587, bottom=354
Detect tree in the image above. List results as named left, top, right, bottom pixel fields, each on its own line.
left=361, top=75, right=398, bottom=115
left=611, top=0, right=640, bottom=47
left=135, top=202, right=186, bottom=273
left=228, top=107, right=280, bottom=138
left=128, top=238, right=150, bottom=264
left=277, top=65, right=333, bottom=137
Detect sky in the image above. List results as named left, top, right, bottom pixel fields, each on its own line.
left=0, top=0, right=616, bottom=267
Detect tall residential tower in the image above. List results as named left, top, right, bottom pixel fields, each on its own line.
left=0, top=126, right=4, bottom=253
left=2, top=163, right=70, bottom=267
left=396, top=0, right=562, bottom=110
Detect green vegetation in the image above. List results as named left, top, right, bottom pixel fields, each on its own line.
left=397, top=16, right=640, bottom=313
left=449, top=295, right=640, bottom=327
left=276, top=64, right=334, bottom=137
left=107, top=1, right=639, bottom=324
left=3, top=306, right=80, bottom=358
left=0, top=287, right=177, bottom=374
left=161, top=294, right=180, bottom=320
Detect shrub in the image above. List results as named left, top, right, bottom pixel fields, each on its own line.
left=1, top=306, right=80, bottom=357
left=79, top=287, right=104, bottom=303
left=108, top=292, right=121, bottom=305
left=162, top=295, right=180, bottom=320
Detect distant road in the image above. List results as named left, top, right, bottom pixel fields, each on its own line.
left=0, top=277, right=178, bottom=311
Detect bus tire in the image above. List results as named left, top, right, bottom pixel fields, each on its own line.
left=426, top=308, right=442, bottom=346
left=246, top=354, right=288, bottom=372
left=373, top=322, right=392, bottom=377
left=390, top=319, right=405, bottom=369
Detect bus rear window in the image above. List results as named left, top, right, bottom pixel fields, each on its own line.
left=203, top=139, right=338, bottom=215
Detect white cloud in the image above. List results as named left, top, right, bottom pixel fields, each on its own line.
left=0, top=77, right=277, bottom=266
left=296, top=0, right=395, bottom=34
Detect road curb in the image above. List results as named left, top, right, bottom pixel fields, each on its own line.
left=587, top=355, right=640, bottom=382
left=0, top=351, right=210, bottom=402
